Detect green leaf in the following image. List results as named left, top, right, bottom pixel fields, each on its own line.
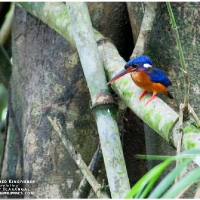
left=126, top=149, right=200, bottom=199
left=137, top=149, right=200, bottom=161
left=148, top=159, right=192, bottom=198
left=161, top=167, right=200, bottom=198
left=125, top=159, right=171, bottom=198
left=139, top=177, right=158, bottom=198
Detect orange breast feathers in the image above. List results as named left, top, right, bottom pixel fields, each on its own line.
left=130, top=70, right=169, bottom=95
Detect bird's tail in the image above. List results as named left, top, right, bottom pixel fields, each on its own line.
left=167, top=90, right=173, bottom=99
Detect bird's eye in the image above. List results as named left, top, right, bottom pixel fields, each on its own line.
left=132, top=64, right=137, bottom=68
left=125, top=64, right=137, bottom=70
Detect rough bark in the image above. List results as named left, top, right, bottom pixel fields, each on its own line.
left=1, top=5, right=99, bottom=198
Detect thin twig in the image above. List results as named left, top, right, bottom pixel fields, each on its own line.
left=47, top=116, right=109, bottom=199
left=166, top=2, right=189, bottom=119
left=166, top=3, right=186, bottom=71
left=188, top=104, right=200, bottom=129
left=182, top=70, right=190, bottom=119
left=76, top=143, right=105, bottom=198
left=175, top=103, right=184, bottom=183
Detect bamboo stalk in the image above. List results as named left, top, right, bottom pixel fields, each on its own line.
left=66, top=3, right=130, bottom=198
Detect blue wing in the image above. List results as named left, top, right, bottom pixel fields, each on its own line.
left=126, top=55, right=153, bottom=66
left=147, top=67, right=172, bottom=87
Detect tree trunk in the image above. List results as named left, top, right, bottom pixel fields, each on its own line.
left=1, top=5, right=99, bottom=198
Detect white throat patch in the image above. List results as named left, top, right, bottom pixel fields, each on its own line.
left=143, top=63, right=152, bottom=68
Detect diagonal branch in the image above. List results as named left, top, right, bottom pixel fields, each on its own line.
left=76, top=143, right=104, bottom=198
left=128, top=2, right=158, bottom=58
left=188, top=104, right=200, bottom=129
left=47, top=116, right=109, bottom=199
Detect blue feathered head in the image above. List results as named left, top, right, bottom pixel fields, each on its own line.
left=125, top=55, right=153, bottom=67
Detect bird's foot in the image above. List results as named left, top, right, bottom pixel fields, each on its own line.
left=139, top=90, right=148, bottom=101
left=144, top=92, right=157, bottom=106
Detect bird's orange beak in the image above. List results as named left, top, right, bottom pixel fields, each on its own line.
left=107, top=67, right=136, bottom=85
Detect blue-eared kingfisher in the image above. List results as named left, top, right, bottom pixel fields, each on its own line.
left=107, top=55, right=173, bottom=105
